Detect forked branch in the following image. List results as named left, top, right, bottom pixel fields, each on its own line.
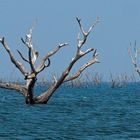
left=76, top=17, right=100, bottom=50
left=64, top=50, right=99, bottom=82
left=36, top=43, right=68, bottom=73
left=62, top=17, right=100, bottom=76
left=22, top=28, right=37, bottom=73
left=56, top=17, right=100, bottom=84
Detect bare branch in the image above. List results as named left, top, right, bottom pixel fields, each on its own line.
left=47, top=48, right=97, bottom=94
left=44, top=58, right=51, bottom=67
left=17, top=49, right=29, bottom=63
left=0, top=37, right=27, bottom=76
left=0, top=82, right=26, bottom=95
left=76, top=17, right=100, bottom=50
left=93, top=49, right=99, bottom=62
left=76, top=17, right=86, bottom=36
left=36, top=58, right=51, bottom=74
left=45, top=43, right=68, bottom=58
left=128, top=42, right=140, bottom=75
left=87, top=17, right=100, bottom=35
left=52, top=17, right=100, bottom=86
left=27, top=29, right=36, bottom=72
left=21, top=27, right=38, bottom=73
left=76, top=17, right=100, bottom=37
left=128, top=47, right=137, bottom=66
left=36, top=43, right=68, bottom=74
left=21, top=37, right=26, bottom=45
left=64, top=50, right=99, bottom=82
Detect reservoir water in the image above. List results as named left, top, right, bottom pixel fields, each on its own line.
left=0, top=83, right=140, bottom=139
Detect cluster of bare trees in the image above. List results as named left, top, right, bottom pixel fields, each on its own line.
left=109, top=72, right=137, bottom=88
left=65, top=72, right=137, bottom=88
left=0, top=18, right=100, bottom=104
left=107, top=41, right=140, bottom=88
left=62, top=72, right=102, bottom=87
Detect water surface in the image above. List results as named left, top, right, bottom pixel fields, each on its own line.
left=0, top=83, right=140, bottom=139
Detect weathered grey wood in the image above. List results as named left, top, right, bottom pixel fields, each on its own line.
left=0, top=17, right=99, bottom=104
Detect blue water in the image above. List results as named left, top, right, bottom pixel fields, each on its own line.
left=0, top=83, right=140, bottom=140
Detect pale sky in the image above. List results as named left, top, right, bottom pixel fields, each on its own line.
left=0, top=0, right=140, bottom=81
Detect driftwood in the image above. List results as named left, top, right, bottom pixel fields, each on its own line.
left=0, top=18, right=100, bottom=104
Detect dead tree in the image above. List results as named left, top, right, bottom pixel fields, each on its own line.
left=0, top=18, right=100, bottom=104
left=128, top=41, right=140, bottom=76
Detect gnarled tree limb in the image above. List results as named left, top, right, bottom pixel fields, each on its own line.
left=0, top=82, right=26, bottom=95
left=0, top=37, right=27, bottom=76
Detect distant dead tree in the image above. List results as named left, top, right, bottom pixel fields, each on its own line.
left=109, top=73, right=121, bottom=88
left=0, top=17, right=100, bottom=104
left=109, top=72, right=128, bottom=88
left=128, top=41, right=140, bottom=76
left=91, top=72, right=102, bottom=85
left=85, top=72, right=102, bottom=86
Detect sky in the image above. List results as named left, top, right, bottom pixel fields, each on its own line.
left=0, top=0, right=140, bottom=81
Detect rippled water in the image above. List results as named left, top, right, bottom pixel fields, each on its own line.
left=0, top=83, right=140, bottom=139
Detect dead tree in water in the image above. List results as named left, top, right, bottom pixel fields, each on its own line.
left=0, top=18, right=100, bottom=104
left=128, top=41, right=140, bottom=76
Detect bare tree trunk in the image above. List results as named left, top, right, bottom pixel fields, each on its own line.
left=25, top=78, right=36, bottom=104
